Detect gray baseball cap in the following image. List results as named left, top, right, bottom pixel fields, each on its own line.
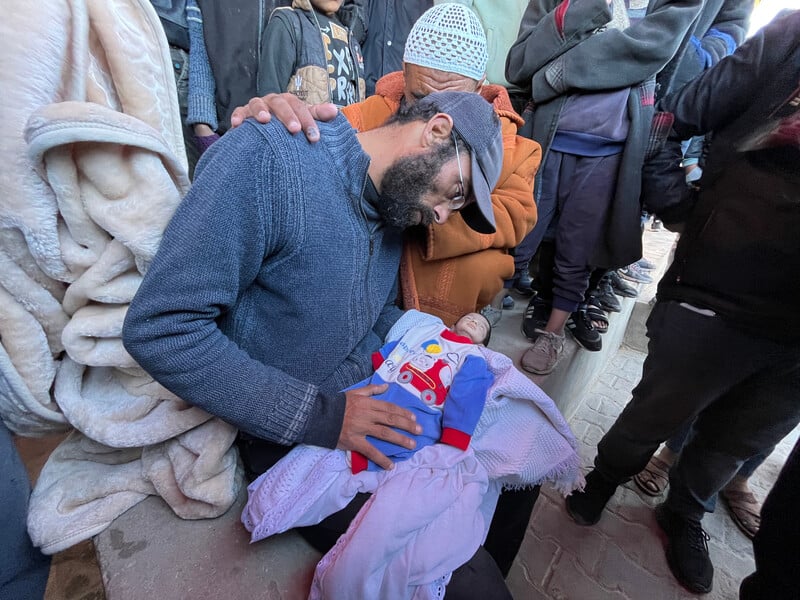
left=418, top=91, right=503, bottom=234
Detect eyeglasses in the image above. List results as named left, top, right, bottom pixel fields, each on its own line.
left=450, top=132, right=467, bottom=211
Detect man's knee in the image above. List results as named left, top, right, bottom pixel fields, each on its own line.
left=446, top=546, right=512, bottom=599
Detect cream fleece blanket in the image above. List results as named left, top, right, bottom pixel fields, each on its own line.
left=1, top=0, right=241, bottom=555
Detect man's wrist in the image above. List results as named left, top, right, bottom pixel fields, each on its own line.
left=301, top=390, right=346, bottom=448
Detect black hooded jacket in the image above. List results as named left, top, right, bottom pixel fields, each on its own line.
left=656, top=11, right=800, bottom=342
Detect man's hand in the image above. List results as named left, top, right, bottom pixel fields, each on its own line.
left=338, top=383, right=423, bottom=471
left=229, top=93, right=338, bottom=142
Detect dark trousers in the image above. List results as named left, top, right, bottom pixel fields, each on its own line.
left=238, top=437, right=530, bottom=597
left=740, top=437, right=800, bottom=600
left=595, top=301, right=800, bottom=521
left=515, top=150, right=621, bottom=313
left=484, top=486, right=541, bottom=577
left=536, top=244, right=605, bottom=307
left=1, top=423, right=51, bottom=600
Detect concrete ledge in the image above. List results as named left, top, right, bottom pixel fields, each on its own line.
left=95, top=490, right=320, bottom=599
left=488, top=292, right=636, bottom=421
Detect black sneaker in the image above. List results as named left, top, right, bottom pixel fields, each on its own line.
left=595, top=280, right=622, bottom=312
left=566, top=308, right=602, bottom=351
left=522, top=296, right=551, bottom=339
left=606, top=270, right=639, bottom=298
left=565, top=470, right=618, bottom=526
left=655, top=504, right=714, bottom=594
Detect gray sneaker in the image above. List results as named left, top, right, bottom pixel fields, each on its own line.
left=480, top=305, right=502, bottom=327
left=521, top=329, right=565, bottom=375
left=618, top=263, right=654, bottom=284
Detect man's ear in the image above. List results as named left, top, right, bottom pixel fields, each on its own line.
left=422, top=113, right=454, bottom=147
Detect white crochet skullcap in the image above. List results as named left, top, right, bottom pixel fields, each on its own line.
left=403, top=3, right=488, bottom=81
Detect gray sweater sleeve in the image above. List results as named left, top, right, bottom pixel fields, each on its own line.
left=528, top=0, right=704, bottom=103
left=186, top=0, right=218, bottom=129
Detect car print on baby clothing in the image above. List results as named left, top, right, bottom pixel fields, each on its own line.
left=395, top=339, right=455, bottom=406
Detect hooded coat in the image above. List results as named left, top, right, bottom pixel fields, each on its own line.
left=506, top=0, right=704, bottom=268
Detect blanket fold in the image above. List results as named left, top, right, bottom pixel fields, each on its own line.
left=1, top=0, right=242, bottom=554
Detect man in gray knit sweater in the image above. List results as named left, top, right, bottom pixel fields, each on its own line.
left=123, top=91, right=510, bottom=594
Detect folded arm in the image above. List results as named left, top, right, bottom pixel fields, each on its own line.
left=529, top=0, right=703, bottom=103
left=506, top=0, right=613, bottom=87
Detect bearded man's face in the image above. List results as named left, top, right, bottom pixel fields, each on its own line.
left=377, top=141, right=458, bottom=229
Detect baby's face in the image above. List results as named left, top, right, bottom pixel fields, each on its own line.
left=453, top=313, right=490, bottom=344
left=310, top=0, right=344, bottom=16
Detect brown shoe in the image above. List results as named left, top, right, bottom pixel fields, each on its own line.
left=521, top=329, right=564, bottom=375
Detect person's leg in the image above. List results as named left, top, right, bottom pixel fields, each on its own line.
left=483, top=486, right=541, bottom=577
left=586, top=267, right=606, bottom=294
left=567, top=302, right=782, bottom=525
left=736, top=450, right=771, bottom=480
left=665, top=342, right=800, bottom=523
left=633, top=420, right=694, bottom=497
left=547, top=153, right=622, bottom=334
left=656, top=333, right=800, bottom=594
left=595, top=304, right=779, bottom=485
left=1, top=423, right=51, bottom=600
left=716, top=449, right=772, bottom=538
left=445, top=547, right=513, bottom=600
left=520, top=154, right=562, bottom=341
left=523, top=153, right=619, bottom=375
left=534, top=241, right=556, bottom=303
left=740, top=437, right=800, bottom=600
left=665, top=420, right=693, bottom=454
left=512, top=155, right=560, bottom=283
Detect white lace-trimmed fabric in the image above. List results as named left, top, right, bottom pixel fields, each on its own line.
left=403, top=3, right=488, bottom=81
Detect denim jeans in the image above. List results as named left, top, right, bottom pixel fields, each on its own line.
left=666, top=421, right=772, bottom=511
left=169, top=46, right=200, bottom=177
left=0, top=423, right=51, bottom=599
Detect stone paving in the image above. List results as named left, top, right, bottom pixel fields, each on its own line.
left=505, top=344, right=800, bottom=600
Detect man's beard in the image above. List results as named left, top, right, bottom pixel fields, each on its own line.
left=377, top=142, right=453, bottom=229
